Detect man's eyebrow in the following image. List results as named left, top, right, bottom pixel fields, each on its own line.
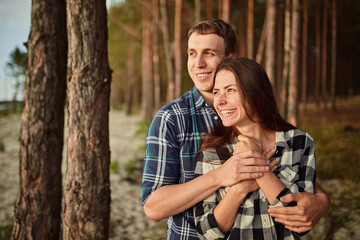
left=187, top=48, right=218, bottom=53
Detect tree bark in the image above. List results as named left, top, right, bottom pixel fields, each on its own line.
left=301, top=0, right=309, bottom=113
left=222, top=0, right=231, bottom=22
left=288, top=0, right=300, bottom=126
left=247, top=0, right=254, bottom=59
left=315, top=0, right=322, bottom=108
left=321, top=0, right=328, bottom=109
left=280, top=0, right=291, bottom=118
left=275, top=0, right=284, bottom=99
left=141, top=0, right=154, bottom=121
left=266, top=0, right=276, bottom=86
left=12, top=0, right=67, bottom=239
left=160, top=0, right=175, bottom=102
left=153, top=0, right=161, bottom=111
left=125, top=41, right=135, bottom=115
left=63, top=0, right=111, bottom=239
left=330, top=0, right=337, bottom=111
left=174, top=0, right=183, bottom=97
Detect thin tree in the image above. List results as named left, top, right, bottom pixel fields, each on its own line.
left=174, top=0, right=183, bottom=97
left=206, top=0, right=213, bottom=18
left=63, top=0, right=111, bottom=239
left=288, top=0, right=300, bottom=126
left=330, top=0, right=337, bottom=111
left=222, top=0, right=231, bottom=22
left=279, top=0, right=291, bottom=117
left=275, top=0, right=284, bottom=99
left=301, top=0, right=309, bottom=113
left=314, top=0, right=322, bottom=108
left=321, top=0, right=328, bottom=110
left=195, top=0, right=202, bottom=22
left=12, top=0, right=67, bottom=239
left=266, top=0, right=276, bottom=86
left=247, top=0, right=254, bottom=59
left=160, top=0, right=175, bottom=102
left=153, top=0, right=161, bottom=111
left=125, top=40, right=135, bottom=115
left=5, top=47, right=27, bottom=112
left=141, top=0, right=154, bottom=121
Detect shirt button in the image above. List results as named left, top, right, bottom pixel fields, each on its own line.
left=214, top=116, right=219, bottom=120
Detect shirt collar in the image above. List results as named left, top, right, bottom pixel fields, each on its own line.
left=190, top=86, right=207, bottom=109
left=275, top=131, right=291, bottom=148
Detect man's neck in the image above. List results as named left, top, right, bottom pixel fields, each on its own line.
left=200, top=91, right=214, bottom=108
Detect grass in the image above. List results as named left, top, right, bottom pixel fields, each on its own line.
left=0, top=224, right=13, bottom=240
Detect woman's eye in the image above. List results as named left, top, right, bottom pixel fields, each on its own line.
left=213, top=91, right=219, bottom=95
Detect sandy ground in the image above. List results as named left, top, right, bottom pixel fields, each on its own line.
left=0, top=111, right=166, bottom=239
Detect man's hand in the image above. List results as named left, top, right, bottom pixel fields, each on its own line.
left=267, top=182, right=330, bottom=233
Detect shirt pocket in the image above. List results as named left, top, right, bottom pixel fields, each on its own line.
left=279, top=166, right=299, bottom=184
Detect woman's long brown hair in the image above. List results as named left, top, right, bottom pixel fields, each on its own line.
left=197, top=57, right=295, bottom=156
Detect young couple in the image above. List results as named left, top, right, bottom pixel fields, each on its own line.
left=142, top=19, right=329, bottom=239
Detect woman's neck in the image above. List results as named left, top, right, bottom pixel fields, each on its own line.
left=236, top=123, right=276, bottom=150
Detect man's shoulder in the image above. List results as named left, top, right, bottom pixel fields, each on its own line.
left=155, top=90, right=194, bottom=116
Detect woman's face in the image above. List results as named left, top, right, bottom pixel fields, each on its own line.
left=213, top=70, right=251, bottom=127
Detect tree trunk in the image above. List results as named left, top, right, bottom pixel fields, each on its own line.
left=321, top=0, right=328, bottom=110
left=315, top=0, right=322, bottom=108
left=141, top=0, right=154, bottom=121
left=247, top=0, right=254, bottom=59
left=280, top=0, right=291, bottom=118
left=153, top=0, right=161, bottom=111
left=206, top=0, right=213, bottom=18
left=12, top=0, right=67, bottom=239
left=160, top=0, right=175, bottom=102
left=125, top=41, right=135, bottom=115
left=222, top=0, right=231, bottom=22
left=301, top=0, right=309, bottom=113
left=288, top=0, right=300, bottom=126
left=275, top=0, right=284, bottom=99
left=238, top=0, right=247, bottom=57
left=63, top=0, right=111, bottom=239
left=330, top=0, right=337, bottom=111
left=174, top=0, right=183, bottom=97
left=266, top=0, right=276, bottom=86
left=195, top=0, right=202, bottom=22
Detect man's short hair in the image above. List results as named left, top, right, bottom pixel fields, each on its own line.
left=188, top=18, right=237, bottom=56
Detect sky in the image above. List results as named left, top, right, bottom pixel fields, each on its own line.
left=0, top=0, right=121, bottom=102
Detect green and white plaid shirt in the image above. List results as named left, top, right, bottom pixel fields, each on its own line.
left=194, top=129, right=316, bottom=240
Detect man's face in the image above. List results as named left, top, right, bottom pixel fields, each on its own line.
left=187, top=33, right=228, bottom=95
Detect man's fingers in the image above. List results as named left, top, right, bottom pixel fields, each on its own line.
left=264, top=148, right=276, bottom=160
left=285, top=225, right=311, bottom=233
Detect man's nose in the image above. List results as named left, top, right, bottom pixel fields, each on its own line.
left=195, top=55, right=206, bottom=68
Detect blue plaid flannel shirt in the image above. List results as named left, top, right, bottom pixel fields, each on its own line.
left=141, top=86, right=221, bottom=240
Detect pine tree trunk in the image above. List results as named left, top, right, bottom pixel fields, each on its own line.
left=125, top=41, right=135, bottom=115
left=12, top=0, right=67, bottom=239
left=321, top=0, right=328, bottom=110
left=315, top=0, right=322, bottom=108
left=247, top=0, right=254, bottom=59
left=160, top=0, right=175, bottom=102
left=266, top=0, right=276, bottom=86
left=222, top=0, right=231, bottom=22
left=301, top=0, right=309, bottom=113
left=141, top=0, right=154, bottom=121
left=206, top=0, right=213, bottom=18
left=280, top=0, right=291, bottom=118
left=195, top=0, right=201, bottom=22
left=330, top=0, right=337, bottom=111
left=275, top=0, right=284, bottom=99
left=63, top=0, right=111, bottom=239
left=174, top=0, right=183, bottom=97
left=153, top=0, right=161, bottom=111
left=288, top=0, right=300, bottom=126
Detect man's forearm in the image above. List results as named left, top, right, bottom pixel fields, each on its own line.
left=143, top=170, right=221, bottom=222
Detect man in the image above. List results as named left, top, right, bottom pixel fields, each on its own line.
left=141, top=19, right=329, bottom=239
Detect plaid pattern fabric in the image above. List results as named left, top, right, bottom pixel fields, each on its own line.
left=142, top=86, right=221, bottom=240
left=194, top=129, right=316, bottom=240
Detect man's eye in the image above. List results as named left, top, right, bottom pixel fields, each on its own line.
left=205, top=51, right=215, bottom=56
left=188, top=52, right=195, bottom=56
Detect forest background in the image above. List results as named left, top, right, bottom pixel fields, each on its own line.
left=0, top=0, right=360, bottom=239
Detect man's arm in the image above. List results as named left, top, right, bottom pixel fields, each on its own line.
left=268, top=181, right=330, bottom=233
left=143, top=150, right=269, bottom=222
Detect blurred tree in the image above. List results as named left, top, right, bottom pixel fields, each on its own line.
left=315, top=0, right=322, bottom=108
left=174, top=0, right=183, bottom=97
left=330, top=0, right=337, bottom=111
left=321, top=0, right=329, bottom=110
left=11, top=0, right=67, bottom=239
left=63, top=0, right=111, bottom=238
left=301, top=0, right=309, bottom=113
left=247, top=0, right=254, bottom=59
left=288, top=0, right=300, bottom=126
left=5, top=46, right=27, bottom=111
left=266, top=0, right=276, bottom=86
left=153, top=0, right=161, bottom=111
left=280, top=0, right=290, bottom=117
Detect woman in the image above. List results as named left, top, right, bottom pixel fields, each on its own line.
left=194, top=57, right=316, bottom=240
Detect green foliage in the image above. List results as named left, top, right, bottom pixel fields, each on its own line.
left=5, top=47, right=27, bottom=101
left=110, top=160, right=119, bottom=174
left=0, top=223, right=13, bottom=240
left=300, top=124, right=360, bottom=182
left=0, top=139, right=5, bottom=152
